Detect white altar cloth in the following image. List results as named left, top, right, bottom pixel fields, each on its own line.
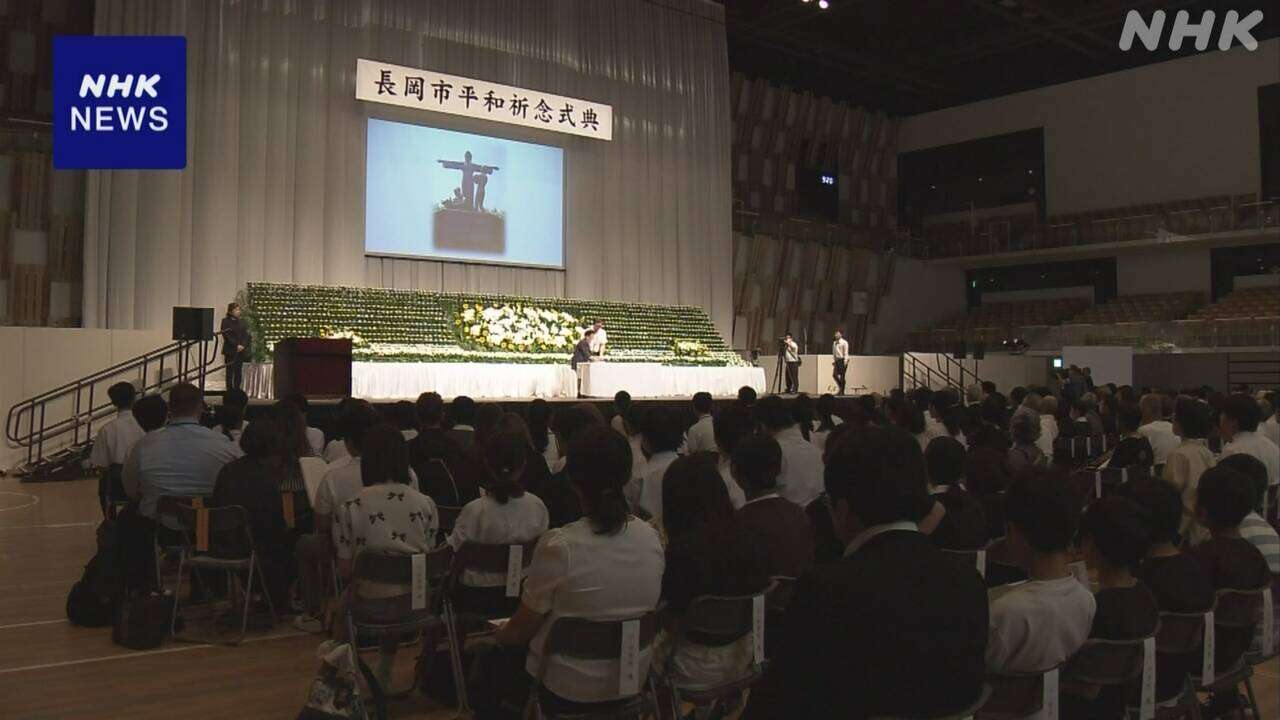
left=577, top=362, right=766, bottom=398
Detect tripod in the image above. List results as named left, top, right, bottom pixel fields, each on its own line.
left=770, top=350, right=787, bottom=395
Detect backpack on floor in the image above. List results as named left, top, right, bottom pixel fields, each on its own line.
left=112, top=591, right=174, bottom=650
left=65, top=519, right=125, bottom=627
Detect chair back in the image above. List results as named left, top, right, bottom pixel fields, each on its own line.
left=1156, top=611, right=1206, bottom=655
left=419, top=458, right=460, bottom=503
left=939, top=548, right=986, bottom=578
left=870, top=684, right=992, bottom=720
left=281, top=489, right=311, bottom=530
left=348, top=548, right=453, bottom=626
left=175, top=504, right=253, bottom=557
left=156, top=495, right=213, bottom=531
left=1064, top=634, right=1154, bottom=687
left=1212, top=587, right=1264, bottom=630
left=541, top=613, right=660, bottom=662
left=765, top=576, right=796, bottom=615
left=978, top=667, right=1060, bottom=720
left=437, top=504, right=463, bottom=533
left=682, top=582, right=775, bottom=648
left=450, top=540, right=538, bottom=597
left=299, top=456, right=327, bottom=505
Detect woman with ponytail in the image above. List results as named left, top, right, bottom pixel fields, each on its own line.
left=488, top=425, right=664, bottom=713
left=447, top=427, right=549, bottom=615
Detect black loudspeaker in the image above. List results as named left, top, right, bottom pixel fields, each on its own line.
left=172, top=307, right=214, bottom=341
left=952, top=342, right=967, bottom=360
left=972, top=342, right=986, bottom=360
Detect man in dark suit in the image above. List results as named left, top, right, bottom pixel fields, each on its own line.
left=445, top=395, right=477, bottom=449
left=571, top=328, right=595, bottom=370
left=750, top=425, right=988, bottom=720
left=408, top=392, right=482, bottom=507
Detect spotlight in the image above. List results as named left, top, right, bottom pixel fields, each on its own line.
left=817, top=0, right=829, bottom=7
left=802, top=0, right=812, bottom=3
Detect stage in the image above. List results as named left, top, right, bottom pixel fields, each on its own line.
left=243, top=361, right=766, bottom=401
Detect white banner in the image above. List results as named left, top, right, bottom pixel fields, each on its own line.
left=356, top=58, right=613, bottom=141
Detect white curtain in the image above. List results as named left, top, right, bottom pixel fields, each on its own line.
left=84, top=0, right=733, bottom=338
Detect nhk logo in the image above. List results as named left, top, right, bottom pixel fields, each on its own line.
left=1118, top=9, right=1264, bottom=52
left=53, top=36, right=187, bottom=169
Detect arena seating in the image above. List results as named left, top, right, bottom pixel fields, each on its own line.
left=1187, top=286, right=1280, bottom=321
left=907, top=298, right=1090, bottom=350
left=1063, top=292, right=1203, bottom=324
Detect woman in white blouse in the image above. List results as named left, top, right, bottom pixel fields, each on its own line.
left=1163, top=397, right=1216, bottom=545
left=488, top=425, right=664, bottom=714
left=448, top=426, right=549, bottom=616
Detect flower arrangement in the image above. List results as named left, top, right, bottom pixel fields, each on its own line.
left=671, top=339, right=710, bottom=358
left=321, top=328, right=369, bottom=347
left=453, top=303, right=584, bottom=354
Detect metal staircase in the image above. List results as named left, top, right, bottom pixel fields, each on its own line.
left=901, top=351, right=984, bottom=393
left=5, top=338, right=224, bottom=481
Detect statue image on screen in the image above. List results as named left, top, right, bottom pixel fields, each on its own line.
left=434, top=150, right=505, bottom=254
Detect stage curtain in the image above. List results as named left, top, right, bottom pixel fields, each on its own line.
left=84, top=0, right=733, bottom=338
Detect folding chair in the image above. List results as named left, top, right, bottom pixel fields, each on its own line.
left=281, top=488, right=313, bottom=533
left=939, top=548, right=988, bottom=579
left=762, top=576, right=797, bottom=661
left=669, top=582, right=776, bottom=719
left=436, top=504, right=463, bottom=546
left=1063, top=632, right=1157, bottom=718
left=976, top=666, right=1063, bottom=720
left=154, top=495, right=213, bottom=592
left=443, top=540, right=539, bottom=715
left=344, top=548, right=457, bottom=705
left=1190, top=588, right=1268, bottom=720
left=870, top=683, right=992, bottom=720
left=526, top=613, right=663, bottom=720
left=169, top=504, right=277, bottom=645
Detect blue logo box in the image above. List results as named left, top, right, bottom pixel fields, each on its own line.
left=53, top=36, right=187, bottom=169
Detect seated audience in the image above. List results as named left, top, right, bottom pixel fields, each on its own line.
left=736, top=385, right=758, bottom=412
left=390, top=399, right=419, bottom=441
left=681, top=391, right=716, bottom=454
left=131, top=393, right=168, bottom=435
left=212, top=418, right=296, bottom=609
left=924, top=437, right=988, bottom=551
left=525, top=399, right=557, bottom=471
left=1164, top=397, right=1216, bottom=545
left=124, top=383, right=241, bottom=522
left=281, top=393, right=325, bottom=457
left=1219, top=393, right=1279, bottom=490
left=969, top=396, right=1012, bottom=452
left=271, top=399, right=312, bottom=492
left=213, top=388, right=248, bottom=442
left=334, top=424, right=440, bottom=687
left=407, top=391, right=483, bottom=507
left=473, top=403, right=506, bottom=448
left=1120, top=476, right=1214, bottom=701
left=1035, top=395, right=1059, bottom=458
left=322, top=398, right=360, bottom=463
left=1216, top=454, right=1279, bottom=573
left=986, top=468, right=1095, bottom=676
left=756, top=425, right=987, bottom=719
left=1138, top=393, right=1179, bottom=468
left=447, top=396, right=478, bottom=448
left=534, top=406, right=601, bottom=528
left=660, top=453, right=770, bottom=691
left=1005, top=412, right=1046, bottom=473
left=1188, top=464, right=1272, bottom=670
left=447, top=430, right=550, bottom=617
left=609, top=390, right=631, bottom=437
left=1261, top=393, right=1279, bottom=448
left=634, top=406, right=684, bottom=520
left=966, top=447, right=1012, bottom=542
left=1105, top=401, right=1155, bottom=473
left=709, top=405, right=752, bottom=509
left=756, top=396, right=824, bottom=507
left=894, top=401, right=931, bottom=452
left=90, top=381, right=144, bottom=511
left=486, top=426, right=663, bottom=715
left=811, top=393, right=840, bottom=453
left=732, top=432, right=814, bottom=579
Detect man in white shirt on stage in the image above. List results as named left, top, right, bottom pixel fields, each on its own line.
left=832, top=330, right=850, bottom=395
left=589, top=321, right=608, bottom=357
left=783, top=332, right=800, bottom=394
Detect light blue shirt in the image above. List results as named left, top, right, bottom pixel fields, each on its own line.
left=124, top=419, right=242, bottom=520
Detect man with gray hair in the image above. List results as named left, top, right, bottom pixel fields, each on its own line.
left=1036, top=395, right=1059, bottom=458
left=1012, top=392, right=1042, bottom=425
left=1137, top=393, right=1179, bottom=467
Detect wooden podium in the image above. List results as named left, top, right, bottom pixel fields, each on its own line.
left=273, top=338, right=353, bottom=399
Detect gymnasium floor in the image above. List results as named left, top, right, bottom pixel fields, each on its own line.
left=0, top=476, right=1276, bottom=719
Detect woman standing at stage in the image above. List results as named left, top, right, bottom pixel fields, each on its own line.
left=221, top=302, right=251, bottom=391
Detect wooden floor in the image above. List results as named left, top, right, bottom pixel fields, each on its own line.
left=0, top=476, right=1276, bottom=719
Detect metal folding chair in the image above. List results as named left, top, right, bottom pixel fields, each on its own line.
left=668, top=582, right=776, bottom=719
left=870, top=683, right=992, bottom=720
left=154, top=495, right=213, bottom=592
left=976, top=666, right=1063, bottom=720
left=526, top=613, right=664, bottom=720
left=344, top=548, right=457, bottom=706
left=169, top=503, right=277, bottom=645
left=1190, top=588, right=1268, bottom=720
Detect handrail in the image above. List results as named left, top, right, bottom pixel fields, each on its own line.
left=938, top=353, right=981, bottom=390
left=5, top=337, right=224, bottom=471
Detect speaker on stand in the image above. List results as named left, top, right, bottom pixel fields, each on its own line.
left=171, top=307, right=215, bottom=390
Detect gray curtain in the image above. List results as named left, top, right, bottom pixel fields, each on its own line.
left=84, top=0, right=733, bottom=338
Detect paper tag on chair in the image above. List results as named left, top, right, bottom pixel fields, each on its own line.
left=195, top=508, right=210, bottom=552
left=619, top=619, right=641, bottom=697
left=505, top=545, right=523, bottom=598
left=1202, top=611, right=1215, bottom=684
left=411, top=553, right=427, bottom=610
left=1262, top=587, right=1274, bottom=659
left=1069, top=561, right=1089, bottom=589
left=1085, top=437, right=1092, bottom=456
left=1042, top=667, right=1059, bottom=720
left=1139, top=636, right=1155, bottom=720
left=752, top=594, right=766, bottom=665
left=282, top=493, right=296, bottom=529
left=1120, top=467, right=1128, bottom=485
left=1094, top=472, right=1102, bottom=500
left=975, top=550, right=987, bottom=578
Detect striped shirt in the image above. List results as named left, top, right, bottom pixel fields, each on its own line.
left=1238, top=512, right=1280, bottom=574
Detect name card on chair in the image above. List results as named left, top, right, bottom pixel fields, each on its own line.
left=1094, top=473, right=1102, bottom=500
left=975, top=550, right=987, bottom=578
left=195, top=507, right=210, bottom=552
left=505, top=545, right=524, bottom=598
left=1263, top=588, right=1275, bottom=658
left=411, top=553, right=427, bottom=610
left=619, top=619, right=641, bottom=697
left=1139, top=637, right=1156, bottom=720
left=1069, top=561, right=1089, bottom=589
left=752, top=595, right=766, bottom=665
left=1201, top=611, right=1215, bottom=684
left=1042, top=667, right=1059, bottom=720
left=283, top=493, right=296, bottom=529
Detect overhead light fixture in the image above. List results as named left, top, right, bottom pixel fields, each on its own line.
left=818, top=0, right=829, bottom=8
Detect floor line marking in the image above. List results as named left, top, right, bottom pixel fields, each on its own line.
left=0, top=521, right=96, bottom=530
left=0, top=630, right=307, bottom=675
left=0, top=492, right=39, bottom=513
left=0, top=618, right=68, bottom=631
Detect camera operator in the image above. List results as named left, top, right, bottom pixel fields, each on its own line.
left=782, top=332, right=800, bottom=394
